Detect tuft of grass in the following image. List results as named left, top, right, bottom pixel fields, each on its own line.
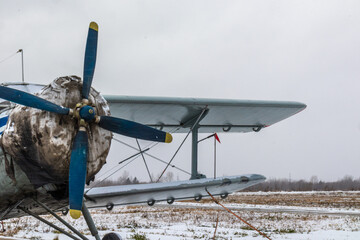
left=274, top=228, right=296, bottom=234
left=130, top=232, right=149, bottom=240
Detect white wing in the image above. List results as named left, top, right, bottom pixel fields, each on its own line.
left=85, top=174, right=265, bottom=208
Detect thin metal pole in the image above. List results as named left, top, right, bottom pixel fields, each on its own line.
left=82, top=204, right=101, bottom=240
left=191, top=125, right=199, bottom=179
left=214, top=137, right=216, bottom=179
left=33, top=199, right=89, bottom=240
left=18, top=206, right=81, bottom=240
left=21, top=50, right=24, bottom=83
left=17, top=49, right=24, bottom=83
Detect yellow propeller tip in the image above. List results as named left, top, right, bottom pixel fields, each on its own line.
left=69, top=209, right=82, bottom=219
left=165, top=133, right=173, bottom=143
left=89, top=22, right=98, bottom=31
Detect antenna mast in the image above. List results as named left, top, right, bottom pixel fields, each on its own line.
left=17, top=49, right=24, bottom=83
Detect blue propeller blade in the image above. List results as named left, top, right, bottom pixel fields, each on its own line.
left=68, top=129, right=88, bottom=219
left=82, top=22, right=98, bottom=99
left=0, top=86, right=70, bottom=115
left=98, top=116, right=172, bottom=143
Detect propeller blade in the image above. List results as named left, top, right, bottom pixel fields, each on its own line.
left=68, top=129, right=88, bottom=219
left=0, top=86, right=70, bottom=115
left=82, top=21, right=98, bottom=99
left=98, top=116, right=172, bottom=143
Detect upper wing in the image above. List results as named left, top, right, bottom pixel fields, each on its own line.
left=84, top=174, right=265, bottom=208
left=104, top=95, right=306, bottom=133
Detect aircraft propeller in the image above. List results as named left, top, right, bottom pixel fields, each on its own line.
left=0, top=22, right=172, bottom=219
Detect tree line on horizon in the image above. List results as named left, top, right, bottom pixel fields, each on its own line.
left=89, top=173, right=360, bottom=192
left=88, top=171, right=176, bottom=188
left=244, top=175, right=360, bottom=192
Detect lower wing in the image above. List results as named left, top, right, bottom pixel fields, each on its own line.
left=85, top=174, right=265, bottom=208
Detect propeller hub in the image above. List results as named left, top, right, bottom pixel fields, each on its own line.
left=79, top=105, right=96, bottom=122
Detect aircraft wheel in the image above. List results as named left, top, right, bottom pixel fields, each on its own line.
left=220, top=193, right=228, bottom=199
left=194, top=195, right=202, bottom=202
left=102, top=233, right=122, bottom=240
left=167, top=197, right=175, bottom=204
left=147, top=199, right=155, bottom=206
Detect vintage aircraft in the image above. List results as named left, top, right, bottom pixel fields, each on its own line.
left=0, top=22, right=306, bottom=240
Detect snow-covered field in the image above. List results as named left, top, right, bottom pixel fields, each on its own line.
left=1, top=191, right=360, bottom=239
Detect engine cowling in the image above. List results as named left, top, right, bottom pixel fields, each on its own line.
left=2, top=76, right=112, bottom=189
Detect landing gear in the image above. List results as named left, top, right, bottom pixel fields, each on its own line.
left=18, top=198, right=124, bottom=240
left=102, top=232, right=123, bottom=240
left=82, top=204, right=101, bottom=240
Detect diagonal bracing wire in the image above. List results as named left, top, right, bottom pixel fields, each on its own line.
left=136, top=139, right=153, bottom=182
left=96, top=147, right=150, bottom=181
left=89, top=119, right=199, bottom=189
left=85, top=153, right=143, bottom=192
left=0, top=52, right=17, bottom=65
left=87, top=124, right=187, bottom=190
left=113, top=137, right=191, bottom=176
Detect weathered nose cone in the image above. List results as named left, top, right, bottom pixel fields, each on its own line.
left=1, top=76, right=112, bottom=188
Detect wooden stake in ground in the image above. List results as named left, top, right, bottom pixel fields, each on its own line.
left=206, top=188, right=272, bottom=240
left=213, top=212, right=219, bottom=239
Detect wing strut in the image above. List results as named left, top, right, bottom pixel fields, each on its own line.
left=157, top=107, right=208, bottom=182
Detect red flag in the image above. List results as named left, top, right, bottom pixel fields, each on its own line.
left=214, top=133, right=221, bottom=143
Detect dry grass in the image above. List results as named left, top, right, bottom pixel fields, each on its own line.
left=1, top=191, right=359, bottom=239
left=196, top=191, right=360, bottom=209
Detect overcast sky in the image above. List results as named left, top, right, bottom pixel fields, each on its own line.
left=1, top=1, right=360, bottom=182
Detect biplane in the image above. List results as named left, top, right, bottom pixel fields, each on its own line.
left=0, top=22, right=306, bottom=240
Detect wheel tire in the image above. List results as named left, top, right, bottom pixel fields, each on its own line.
left=102, top=232, right=122, bottom=240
